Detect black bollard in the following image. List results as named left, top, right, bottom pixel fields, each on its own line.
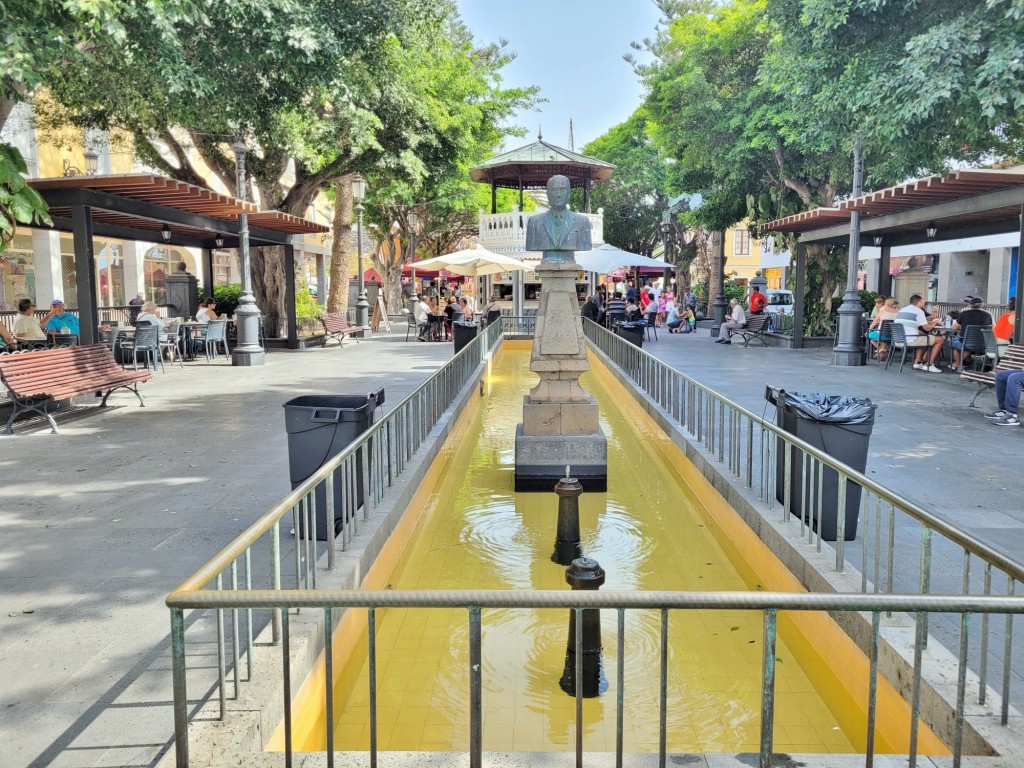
left=559, top=557, right=607, bottom=698
left=552, top=466, right=583, bottom=565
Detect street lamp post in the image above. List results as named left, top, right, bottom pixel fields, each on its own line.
left=408, top=210, right=420, bottom=309
left=710, top=231, right=728, bottom=334
left=353, top=175, right=369, bottom=329
left=231, top=140, right=265, bottom=366
left=834, top=139, right=866, bottom=366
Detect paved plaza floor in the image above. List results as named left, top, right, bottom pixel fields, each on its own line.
left=0, top=335, right=452, bottom=768
left=1, top=328, right=1022, bottom=768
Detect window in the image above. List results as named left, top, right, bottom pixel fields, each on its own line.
left=96, top=242, right=125, bottom=306
left=0, top=234, right=36, bottom=310
left=213, top=249, right=239, bottom=285
left=144, top=246, right=186, bottom=304
left=733, top=228, right=750, bottom=256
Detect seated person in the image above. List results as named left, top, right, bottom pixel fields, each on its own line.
left=985, top=367, right=1024, bottom=427
left=951, top=297, right=993, bottom=369
left=895, top=294, right=943, bottom=372
left=459, top=297, right=474, bottom=323
left=0, top=322, right=16, bottom=350
left=716, top=299, right=746, bottom=343
left=42, top=299, right=80, bottom=336
left=866, top=297, right=899, bottom=359
left=412, top=294, right=432, bottom=340
left=624, top=298, right=640, bottom=320
left=194, top=298, right=215, bottom=324
left=994, top=297, right=1016, bottom=354
left=605, top=293, right=626, bottom=321
left=580, top=295, right=599, bottom=322
left=136, top=301, right=169, bottom=342
left=13, top=298, right=47, bottom=342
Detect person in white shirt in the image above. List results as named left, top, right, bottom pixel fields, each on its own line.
left=136, top=301, right=169, bottom=342
left=895, top=294, right=944, bottom=372
left=13, top=298, right=46, bottom=341
left=195, top=298, right=218, bottom=324
left=413, top=295, right=431, bottom=340
left=717, top=299, right=746, bottom=343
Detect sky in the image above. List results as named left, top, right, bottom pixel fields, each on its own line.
left=456, top=0, right=662, bottom=152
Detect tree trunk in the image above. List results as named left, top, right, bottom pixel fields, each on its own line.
left=251, top=245, right=287, bottom=337
left=375, top=235, right=405, bottom=315
left=327, top=176, right=354, bottom=313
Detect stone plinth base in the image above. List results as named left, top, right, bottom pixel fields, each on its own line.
left=521, top=396, right=600, bottom=436
left=514, top=424, right=607, bottom=492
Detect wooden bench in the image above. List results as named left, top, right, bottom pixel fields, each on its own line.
left=961, top=343, right=1024, bottom=407
left=319, top=314, right=368, bottom=347
left=729, top=314, right=771, bottom=347
left=0, top=344, right=151, bottom=434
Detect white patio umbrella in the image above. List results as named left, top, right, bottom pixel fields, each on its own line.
left=410, top=245, right=530, bottom=277
left=573, top=243, right=668, bottom=273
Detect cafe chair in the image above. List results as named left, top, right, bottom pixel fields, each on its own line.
left=159, top=320, right=183, bottom=368
left=120, top=323, right=163, bottom=372
left=202, top=319, right=230, bottom=362
left=884, top=324, right=912, bottom=373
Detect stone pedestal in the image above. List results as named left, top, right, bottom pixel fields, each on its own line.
left=515, top=259, right=607, bottom=491
left=165, top=266, right=199, bottom=320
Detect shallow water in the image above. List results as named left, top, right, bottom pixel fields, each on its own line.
left=282, top=344, right=944, bottom=754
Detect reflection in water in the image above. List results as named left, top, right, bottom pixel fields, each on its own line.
left=312, top=347, right=865, bottom=752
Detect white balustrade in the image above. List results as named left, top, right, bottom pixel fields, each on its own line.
left=478, top=210, right=604, bottom=250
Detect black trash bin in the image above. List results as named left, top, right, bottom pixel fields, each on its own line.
left=766, top=387, right=875, bottom=542
left=452, top=321, right=480, bottom=354
left=616, top=322, right=644, bottom=348
left=283, top=389, right=385, bottom=540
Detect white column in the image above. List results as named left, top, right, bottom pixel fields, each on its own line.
left=936, top=251, right=954, bottom=302
left=31, top=229, right=62, bottom=305
left=987, top=248, right=1012, bottom=304
left=123, top=241, right=148, bottom=300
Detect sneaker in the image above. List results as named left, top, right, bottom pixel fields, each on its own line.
left=984, top=410, right=1010, bottom=420
left=721, top=340, right=732, bottom=345
left=913, top=362, right=925, bottom=370
left=925, top=365, right=942, bottom=373
left=994, top=415, right=1020, bottom=427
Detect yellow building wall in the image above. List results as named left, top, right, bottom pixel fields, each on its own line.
left=724, top=220, right=761, bottom=283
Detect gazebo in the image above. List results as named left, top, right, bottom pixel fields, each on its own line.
left=762, top=168, right=1024, bottom=347
left=469, top=134, right=614, bottom=214
left=26, top=174, right=328, bottom=348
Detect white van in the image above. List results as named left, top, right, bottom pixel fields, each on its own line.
left=765, top=289, right=795, bottom=315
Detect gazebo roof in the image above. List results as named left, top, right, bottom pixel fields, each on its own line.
left=469, top=137, right=614, bottom=190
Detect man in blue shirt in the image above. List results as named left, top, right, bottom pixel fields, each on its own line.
left=42, top=299, right=80, bottom=336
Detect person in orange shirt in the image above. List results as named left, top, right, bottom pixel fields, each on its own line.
left=993, top=297, right=1016, bottom=354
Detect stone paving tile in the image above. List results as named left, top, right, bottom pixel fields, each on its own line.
left=0, top=335, right=450, bottom=768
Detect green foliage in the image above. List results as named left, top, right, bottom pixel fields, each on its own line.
left=858, top=290, right=879, bottom=313
left=575, top=109, right=671, bottom=257
left=294, top=279, right=320, bottom=322
left=0, top=0, right=204, bottom=127
left=0, top=144, right=51, bottom=251
left=724, top=281, right=746, bottom=305
left=213, top=284, right=242, bottom=317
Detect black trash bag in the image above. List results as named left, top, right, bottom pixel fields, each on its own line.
left=776, top=391, right=876, bottom=424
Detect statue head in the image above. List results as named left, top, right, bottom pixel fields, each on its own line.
left=546, top=175, right=571, bottom=212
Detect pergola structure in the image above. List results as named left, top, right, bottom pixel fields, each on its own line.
left=26, top=174, right=328, bottom=348
left=762, top=168, right=1024, bottom=347
left=469, top=135, right=614, bottom=214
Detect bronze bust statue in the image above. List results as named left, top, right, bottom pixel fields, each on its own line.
left=525, top=175, right=592, bottom=261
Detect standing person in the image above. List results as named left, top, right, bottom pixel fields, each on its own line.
left=657, top=293, right=667, bottom=327
left=684, top=305, right=697, bottom=333
left=580, top=295, right=600, bottom=322
left=716, top=299, right=746, bottom=344
left=895, top=294, right=944, bottom=371
left=13, top=299, right=46, bottom=342
left=748, top=285, right=767, bottom=315
left=42, top=299, right=80, bottom=336
left=684, top=288, right=698, bottom=313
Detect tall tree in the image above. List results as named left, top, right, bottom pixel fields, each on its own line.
left=579, top=110, right=670, bottom=258
left=39, top=0, right=534, bottom=332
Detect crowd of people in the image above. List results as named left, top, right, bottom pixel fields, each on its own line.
left=411, top=283, right=478, bottom=341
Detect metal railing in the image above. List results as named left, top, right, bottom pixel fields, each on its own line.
left=167, top=319, right=502, bottom=766
left=499, top=314, right=537, bottom=335
left=167, top=586, right=1024, bottom=768
left=165, top=320, right=1024, bottom=768
left=584, top=318, right=1024, bottom=719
